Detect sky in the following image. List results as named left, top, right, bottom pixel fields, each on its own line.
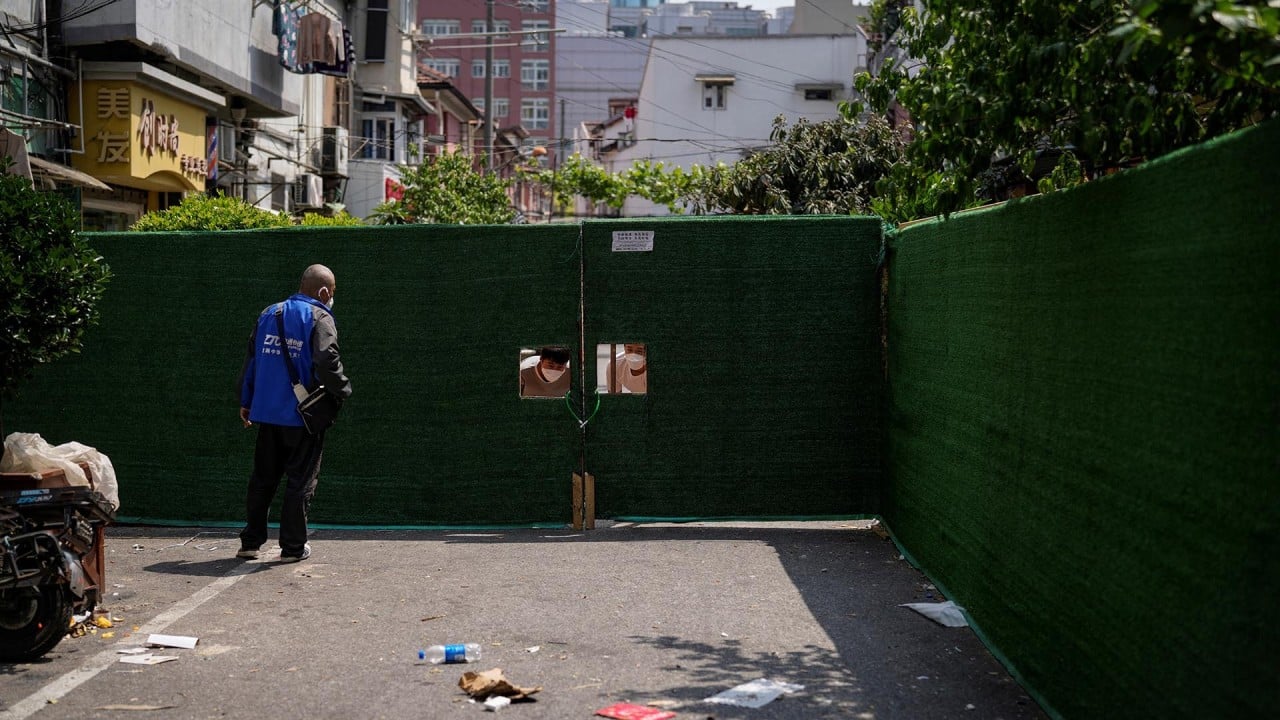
left=739, top=0, right=796, bottom=13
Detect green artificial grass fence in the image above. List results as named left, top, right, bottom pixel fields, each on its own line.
left=4, top=224, right=583, bottom=525
left=2, top=217, right=885, bottom=525
left=882, top=119, right=1280, bottom=719
left=581, top=216, right=884, bottom=518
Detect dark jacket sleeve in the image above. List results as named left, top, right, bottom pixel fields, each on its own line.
left=237, top=319, right=259, bottom=407
left=310, top=309, right=352, bottom=400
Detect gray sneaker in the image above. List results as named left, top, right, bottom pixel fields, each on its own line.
left=278, top=543, right=311, bottom=563
left=235, top=546, right=260, bottom=560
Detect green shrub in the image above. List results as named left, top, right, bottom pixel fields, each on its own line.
left=0, top=169, right=110, bottom=407
left=131, top=194, right=292, bottom=231
left=300, top=210, right=363, bottom=226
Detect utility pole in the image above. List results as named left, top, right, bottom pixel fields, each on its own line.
left=483, top=0, right=494, bottom=172
left=554, top=96, right=566, bottom=222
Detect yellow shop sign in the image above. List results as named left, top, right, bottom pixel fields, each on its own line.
left=72, top=81, right=208, bottom=192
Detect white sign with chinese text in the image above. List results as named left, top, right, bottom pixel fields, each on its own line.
left=611, top=230, right=654, bottom=252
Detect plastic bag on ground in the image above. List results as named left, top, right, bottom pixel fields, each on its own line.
left=899, top=600, right=969, bottom=627
left=1, top=432, right=120, bottom=511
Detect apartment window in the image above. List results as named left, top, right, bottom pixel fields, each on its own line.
left=804, top=88, right=833, bottom=101
left=703, top=84, right=728, bottom=110
left=520, top=60, right=550, bottom=91
left=521, top=98, right=550, bottom=129
left=523, top=0, right=549, bottom=12
left=696, top=77, right=733, bottom=110
left=398, top=0, right=414, bottom=33
left=423, top=58, right=461, bottom=78
left=474, top=98, right=510, bottom=119
left=472, top=60, right=486, bottom=78
left=521, top=21, right=550, bottom=51
left=364, top=0, right=388, bottom=61
left=360, top=115, right=396, bottom=161
left=420, top=19, right=460, bottom=36
left=492, top=60, right=511, bottom=78
left=471, top=19, right=510, bottom=37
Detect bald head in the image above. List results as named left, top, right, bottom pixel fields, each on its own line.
left=299, top=264, right=336, bottom=304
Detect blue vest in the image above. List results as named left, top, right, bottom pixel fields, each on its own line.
left=241, top=294, right=331, bottom=426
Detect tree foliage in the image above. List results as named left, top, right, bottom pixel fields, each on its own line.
left=685, top=115, right=907, bottom=215
left=371, top=151, right=515, bottom=225
left=526, top=115, right=904, bottom=218
left=130, top=194, right=293, bottom=231
left=520, top=155, right=698, bottom=215
left=856, top=0, right=1280, bottom=222
left=0, top=170, right=110, bottom=406
left=300, top=209, right=363, bottom=226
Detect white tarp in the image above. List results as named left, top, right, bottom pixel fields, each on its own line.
left=1, top=432, right=120, bottom=511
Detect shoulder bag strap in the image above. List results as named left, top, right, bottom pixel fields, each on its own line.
left=274, top=303, right=304, bottom=388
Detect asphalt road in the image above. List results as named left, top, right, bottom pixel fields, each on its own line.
left=0, top=521, right=1046, bottom=720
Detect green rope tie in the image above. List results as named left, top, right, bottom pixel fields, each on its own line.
left=564, top=388, right=601, bottom=428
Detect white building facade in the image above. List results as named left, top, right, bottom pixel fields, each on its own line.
left=606, top=33, right=865, bottom=216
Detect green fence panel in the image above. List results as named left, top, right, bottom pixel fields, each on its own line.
left=581, top=216, right=884, bottom=519
left=3, top=224, right=582, bottom=526
left=884, top=120, right=1280, bottom=718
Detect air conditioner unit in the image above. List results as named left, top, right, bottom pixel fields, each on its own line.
left=320, top=126, right=350, bottom=177
left=292, top=173, right=323, bottom=209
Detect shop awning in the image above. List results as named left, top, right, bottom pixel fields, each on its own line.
left=28, top=156, right=112, bottom=191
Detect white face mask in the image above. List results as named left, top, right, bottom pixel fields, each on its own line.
left=625, top=352, right=645, bottom=365
left=326, top=297, right=335, bottom=310
left=539, top=366, right=566, bottom=383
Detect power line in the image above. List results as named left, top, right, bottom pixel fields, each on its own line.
left=1, top=0, right=126, bottom=34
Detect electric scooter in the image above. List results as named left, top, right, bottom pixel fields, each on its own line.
left=0, top=466, right=114, bottom=662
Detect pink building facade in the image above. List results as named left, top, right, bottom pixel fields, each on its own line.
left=416, top=0, right=557, bottom=162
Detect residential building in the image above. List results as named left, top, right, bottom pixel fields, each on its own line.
left=415, top=0, right=557, bottom=164
left=646, top=2, right=769, bottom=36
left=1, top=1, right=110, bottom=195
left=55, top=0, right=367, bottom=226
left=788, top=0, right=867, bottom=35
left=559, top=0, right=611, bottom=35
left=346, top=0, right=428, bottom=219
left=417, top=67, right=482, bottom=157
left=766, top=6, right=795, bottom=34
left=556, top=34, right=647, bottom=164
left=603, top=33, right=865, bottom=216
left=606, top=0, right=664, bottom=38
left=2, top=0, right=450, bottom=226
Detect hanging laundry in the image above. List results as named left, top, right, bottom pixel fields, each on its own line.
left=0, top=128, right=34, bottom=187
left=273, top=0, right=306, bottom=73
left=311, top=27, right=354, bottom=78
left=298, top=12, right=340, bottom=67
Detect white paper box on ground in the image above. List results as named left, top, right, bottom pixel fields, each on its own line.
left=145, top=634, right=198, bottom=649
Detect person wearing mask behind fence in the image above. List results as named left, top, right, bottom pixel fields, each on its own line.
left=519, top=346, right=572, bottom=398
left=613, top=343, right=647, bottom=394
left=236, top=264, right=351, bottom=563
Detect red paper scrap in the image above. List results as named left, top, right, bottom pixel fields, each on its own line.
left=595, top=702, right=676, bottom=720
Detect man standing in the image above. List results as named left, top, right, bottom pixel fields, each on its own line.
left=237, top=264, right=351, bottom=562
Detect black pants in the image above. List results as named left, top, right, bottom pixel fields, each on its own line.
left=240, top=423, right=324, bottom=555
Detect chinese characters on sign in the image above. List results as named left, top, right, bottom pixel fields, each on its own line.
left=611, top=230, right=655, bottom=252
left=138, top=98, right=180, bottom=157
left=91, top=90, right=206, bottom=179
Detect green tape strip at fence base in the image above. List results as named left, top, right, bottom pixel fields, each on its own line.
left=112, top=517, right=569, bottom=531
left=113, top=514, right=881, bottom=530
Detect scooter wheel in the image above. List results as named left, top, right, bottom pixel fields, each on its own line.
left=0, top=585, right=73, bottom=662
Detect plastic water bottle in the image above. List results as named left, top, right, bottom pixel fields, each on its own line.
left=418, top=643, right=482, bottom=664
